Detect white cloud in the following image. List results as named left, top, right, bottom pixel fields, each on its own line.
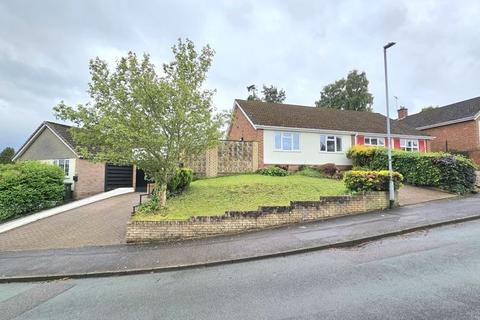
left=1, top=0, right=479, bottom=150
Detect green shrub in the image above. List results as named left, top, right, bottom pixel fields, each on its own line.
left=295, top=167, right=325, bottom=178
left=256, top=166, right=288, bottom=176
left=347, top=145, right=477, bottom=194
left=136, top=194, right=160, bottom=215
left=343, top=170, right=403, bottom=192
left=167, top=168, right=193, bottom=196
left=0, top=161, right=65, bottom=221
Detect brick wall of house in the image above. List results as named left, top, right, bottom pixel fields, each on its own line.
left=74, top=159, right=105, bottom=199
left=422, top=120, right=479, bottom=152
left=126, top=191, right=396, bottom=243
left=228, top=105, right=264, bottom=168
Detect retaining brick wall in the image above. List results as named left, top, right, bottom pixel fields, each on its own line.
left=127, top=191, right=396, bottom=243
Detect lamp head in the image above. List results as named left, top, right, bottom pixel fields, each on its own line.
left=384, top=42, right=396, bottom=49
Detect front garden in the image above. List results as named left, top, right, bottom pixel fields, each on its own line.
left=133, top=171, right=346, bottom=221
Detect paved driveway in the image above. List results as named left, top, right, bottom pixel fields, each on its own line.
left=0, top=193, right=139, bottom=252
left=399, top=185, right=456, bottom=206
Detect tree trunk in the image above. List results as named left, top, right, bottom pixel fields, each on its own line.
left=158, top=183, right=167, bottom=207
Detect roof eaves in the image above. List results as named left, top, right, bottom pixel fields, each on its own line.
left=12, top=122, right=48, bottom=161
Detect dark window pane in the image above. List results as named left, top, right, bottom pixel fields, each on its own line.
left=327, top=140, right=335, bottom=152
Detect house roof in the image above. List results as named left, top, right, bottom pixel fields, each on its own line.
left=400, top=96, right=480, bottom=129
left=235, top=99, right=429, bottom=137
left=13, top=121, right=77, bottom=161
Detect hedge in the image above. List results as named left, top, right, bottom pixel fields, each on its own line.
left=347, top=145, right=477, bottom=194
left=0, top=161, right=65, bottom=221
left=344, top=170, right=403, bottom=192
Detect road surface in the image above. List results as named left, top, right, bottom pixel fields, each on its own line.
left=2, top=220, right=480, bottom=319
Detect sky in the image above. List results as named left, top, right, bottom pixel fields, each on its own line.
left=1, top=0, right=479, bottom=150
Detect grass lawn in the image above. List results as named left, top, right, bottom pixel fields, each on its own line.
left=133, top=174, right=347, bottom=221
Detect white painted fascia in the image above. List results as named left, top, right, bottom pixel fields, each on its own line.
left=355, top=132, right=434, bottom=140
left=44, top=123, right=80, bottom=157
left=256, top=125, right=356, bottom=136
left=12, top=123, right=48, bottom=161
left=234, top=100, right=258, bottom=130
left=13, top=122, right=79, bottom=161
left=225, top=101, right=241, bottom=138
left=416, top=116, right=475, bottom=130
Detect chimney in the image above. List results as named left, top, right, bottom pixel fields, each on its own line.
left=397, top=106, right=408, bottom=119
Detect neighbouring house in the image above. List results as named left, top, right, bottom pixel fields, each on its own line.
left=399, top=96, right=480, bottom=163
left=227, top=99, right=432, bottom=170
left=13, top=121, right=147, bottom=199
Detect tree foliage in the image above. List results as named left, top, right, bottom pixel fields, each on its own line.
left=421, top=105, right=438, bottom=112
left=315, top=70, right=373, bottom=112
left=247, top=84, right=286, bottom=103
left=54, top=39, right=223, bottom=206
left=0, top=147, right=15, bottom=164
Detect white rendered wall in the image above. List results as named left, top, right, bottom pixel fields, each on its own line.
left=263, top=130, right=353, bottom=166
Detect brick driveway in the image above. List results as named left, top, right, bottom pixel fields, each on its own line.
left=0, top=192, right=139, bottom=252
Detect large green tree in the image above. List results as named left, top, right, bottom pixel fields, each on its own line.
left=246, top=84, right=286, bottom=103
left=0, top=147, right=15, bottom=164
left=315, top=70, right=373, bottom=112
left=54, top=39, right=223, bottom=206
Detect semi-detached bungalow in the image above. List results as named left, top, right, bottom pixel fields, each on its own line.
left=227, top=99, right=433, bottom=170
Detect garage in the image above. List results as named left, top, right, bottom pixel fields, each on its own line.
left=104, top=164, right=133, bottom=191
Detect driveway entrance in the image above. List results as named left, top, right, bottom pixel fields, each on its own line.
left=0, top=192, right=139, bottom=252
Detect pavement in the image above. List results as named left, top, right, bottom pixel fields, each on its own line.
left=0, top=184, right=453, bottom=252
left=1, top=194, right=480, bottom=282
left=2, top=220, right=480, bottom=319
left=0, top=192, right=140, bottom=251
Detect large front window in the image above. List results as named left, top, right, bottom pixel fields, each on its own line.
left=54, top=159, right=70, bottom=176
left=320, top=135, right=342, bottom=152
left=274, top=132, right=300, bottom=151
left=365, top=136, right=385, bottom=147
left=400, top=139, right=419, bottom=152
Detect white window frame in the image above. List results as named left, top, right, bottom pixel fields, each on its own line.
left=274, top=132, right=300, bottom=151
left=54, top=159, right=70, bottom=176
left=400, top=139, right=419, bottom=152
left=364, top=136, right=385, bottom=147
left=320, top=135, right=343, bottom=153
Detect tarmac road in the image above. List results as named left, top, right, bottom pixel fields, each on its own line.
left=1, top=220, right=480, bottom=319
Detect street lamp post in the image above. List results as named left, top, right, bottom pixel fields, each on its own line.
left=383, top=41, right=396, bottom=209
